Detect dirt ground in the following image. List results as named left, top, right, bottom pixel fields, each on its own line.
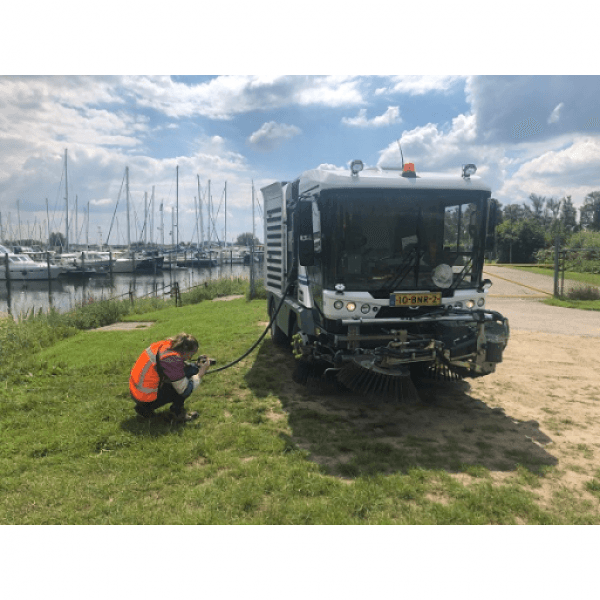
left=260, top=270, right=600, bottom=511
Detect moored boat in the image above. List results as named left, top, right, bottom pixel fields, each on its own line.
left=0, top=244, right=62, bottom=280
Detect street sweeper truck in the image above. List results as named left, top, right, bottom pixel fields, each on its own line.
left=261, top=160, right=509, bottom=400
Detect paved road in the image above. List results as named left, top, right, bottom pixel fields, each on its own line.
left=482, top=265, right=600, bottom=337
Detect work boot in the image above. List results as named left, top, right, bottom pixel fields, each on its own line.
left=135, top=404, right=155, bottom=419
left=170, top=410, right=199, bottom=423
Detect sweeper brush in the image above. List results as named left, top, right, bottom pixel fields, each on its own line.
left=337, top=355, right=420, bottom=404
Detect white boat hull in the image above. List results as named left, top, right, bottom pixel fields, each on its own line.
left=0, top=264, right=62, bottom=280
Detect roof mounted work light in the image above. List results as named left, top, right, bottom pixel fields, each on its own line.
left=350, top=159, right=364, bottom=176
left=462, top=164, right=477, bottom=178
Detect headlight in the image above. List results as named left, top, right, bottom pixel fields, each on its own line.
left=346, top=302, right=356, bottom=312
left=361, top=304, right=370, bottom=314
left=466, top=299, right=475, bottom=309
left=454, top=301, right=463, bottom=308
left=432, top=263, right=453, bottom=288
left=334, top=300, right=344, bottom=310
left=477, top=297, right=485, bottom=307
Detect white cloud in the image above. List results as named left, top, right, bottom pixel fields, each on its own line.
left=376, top=76, right=465, bottom=96
left=548, top=102, right=564, bottom=124
left=90, top=198, right=114, bottom=207
left=497, top=136, right=600, bottom=203
left=247, top=122, right=301, bottom=151
left=124, top=75, right=365, bottom=120
left=342, top=106, right=401, bottom=128
left=378, top=113, right=479, bottom=170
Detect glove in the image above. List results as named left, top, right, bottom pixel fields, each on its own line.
left=191, top=374, right=201, bottom=390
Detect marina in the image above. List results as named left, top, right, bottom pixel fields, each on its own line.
left=0, top=147, right=266, bottom=318
left=0, top=260, right=261, bottom=317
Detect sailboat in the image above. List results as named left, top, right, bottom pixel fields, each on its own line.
left=102, top=167, right=163, bottom=273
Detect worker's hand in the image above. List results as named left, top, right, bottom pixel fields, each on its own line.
left=198, top=360, right=211, bottom=376
left=191, top=374, right=201, bottom=389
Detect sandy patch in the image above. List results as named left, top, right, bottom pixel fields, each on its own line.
left=213, top=295, right=244, bottom=302
left=258, top=328, right=600, bottom=511
left=91, top=321, right=155, bottom=331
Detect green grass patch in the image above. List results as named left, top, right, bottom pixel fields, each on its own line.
left=0, top=277, right=594, bottom=524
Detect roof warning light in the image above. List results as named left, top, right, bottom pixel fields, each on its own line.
left=402, top=162, right=416, bottom=177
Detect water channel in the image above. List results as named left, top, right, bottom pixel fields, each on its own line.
left=0, top=263, right=260, bottom=317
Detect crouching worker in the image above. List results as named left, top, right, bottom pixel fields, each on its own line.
left=129, top=332, right=211, bottom=423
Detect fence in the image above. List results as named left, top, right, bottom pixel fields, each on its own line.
left=530, top=244, right=600, bottom=297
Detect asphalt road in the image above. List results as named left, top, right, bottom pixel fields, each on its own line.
left=482, top=265, right=600, bottom=337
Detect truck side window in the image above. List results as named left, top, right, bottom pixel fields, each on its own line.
left=312, top=202, right=321, bottom=253
left=444, top=203, right=477, bottom=254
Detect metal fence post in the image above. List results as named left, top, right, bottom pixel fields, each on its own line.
left=553, top=234, right=560, bottom=297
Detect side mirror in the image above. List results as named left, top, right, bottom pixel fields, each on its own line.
left=297, top=200, right=315, bottom=266
left=478, top=278, right=492, bottom=293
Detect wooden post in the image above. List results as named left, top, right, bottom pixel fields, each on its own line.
left=46, top=251, right=53, bottom=308
left=4, top=253, right=12, bottom=313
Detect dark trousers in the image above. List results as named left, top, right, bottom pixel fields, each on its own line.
left=132, top=365, right=197, bottom=417
left=133, top=384, right=186, bottom=417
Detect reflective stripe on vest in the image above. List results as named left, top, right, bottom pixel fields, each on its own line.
left=129, top=340, right=172, bottom=402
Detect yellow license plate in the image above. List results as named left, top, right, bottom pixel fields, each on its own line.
left=390, top=292, right=442, bottom=307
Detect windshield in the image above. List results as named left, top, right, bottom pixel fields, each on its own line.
left=318, top=188, right=487, bottom=293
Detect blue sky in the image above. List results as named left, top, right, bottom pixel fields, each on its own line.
left=1, top=5, right=599, bottom=247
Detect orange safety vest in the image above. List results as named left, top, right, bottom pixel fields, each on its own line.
left=129, top=340, right=181, bottom=402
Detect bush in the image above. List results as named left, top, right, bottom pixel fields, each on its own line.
left=565, top=285, right=600, bottom=301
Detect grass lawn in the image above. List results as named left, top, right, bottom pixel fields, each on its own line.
left=1, top=283, right=598, bottom=524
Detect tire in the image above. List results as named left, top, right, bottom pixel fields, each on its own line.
left=269, top=299, right=289, bottom=347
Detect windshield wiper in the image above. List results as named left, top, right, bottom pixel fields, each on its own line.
left=378, top=246, right=424, bottom=291
left=449, top=255, right=474, bottom=290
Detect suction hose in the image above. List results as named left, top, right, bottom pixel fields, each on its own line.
left=203, top=282, right=293, bottom=376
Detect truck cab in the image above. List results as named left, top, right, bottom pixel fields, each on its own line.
left=262, top=161, right=508, bottom=398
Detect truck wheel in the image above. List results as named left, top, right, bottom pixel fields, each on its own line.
left=269, top=300, right=289, bottom=347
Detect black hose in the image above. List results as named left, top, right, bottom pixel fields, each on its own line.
left=203, top=282, right=292, bottom=376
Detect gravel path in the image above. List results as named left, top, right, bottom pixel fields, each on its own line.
left=483, top=265, right=595, bottom=297
left=482, top=265, right=600, bottom=337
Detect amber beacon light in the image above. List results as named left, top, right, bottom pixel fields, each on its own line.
left=402, top=162, right=416, bottom=177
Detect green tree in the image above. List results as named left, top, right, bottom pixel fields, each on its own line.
left=559, top=195, right=578, bottom=234
left=579, top=191, right=600, bottom=231
left=49, top=231, right=66, bottom=248
left=235, top=232, right=260, bottom=247
left=529, top=193, right=546, bottom=226
left=496, top=218, right=546, bottom=263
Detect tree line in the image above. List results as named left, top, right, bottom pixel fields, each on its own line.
left=492, top=191, right=600, bottom=263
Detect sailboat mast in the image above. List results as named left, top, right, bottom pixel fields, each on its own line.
left=46, top=198, right=50, bottom=248
left=171, top=207, right=175, bottom=249
left=86, top=201, right=90, bottom=248
left=144, top=191, right=148, bottom=246
left=197, top=176, right=203, bottom=248
left=176, top=165, right=179, bottom=249
left=17, top=199, right=22, bottom=245
left=65, top=149, right=69, bottom=252
left=126, top=166, right=131, bottom=249
left=207, top=180, right=211, bottom=247
left=224, top=181, right=227, bottom=250
left=150, top=186, right=155, bottom=246
left=75, top=195, right=78, bottom=248
left=161, top=201, right=165, bottom=247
